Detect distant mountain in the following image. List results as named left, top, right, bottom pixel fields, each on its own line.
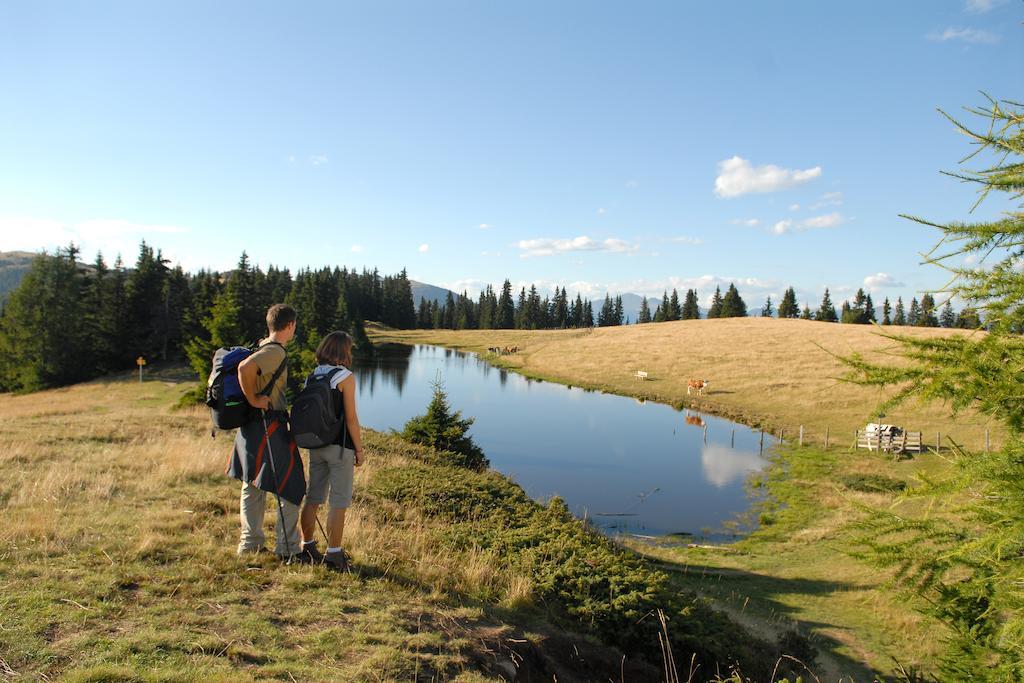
left=0, top=251, right=42, bottom=302
left=0, top=251, right=95, bottom=303
left=410, top=280, right=459, bottom=306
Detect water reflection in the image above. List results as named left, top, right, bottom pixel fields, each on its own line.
left=701, top=444, right=769, bottom=488
left=352, top=344, right=775, bottom=539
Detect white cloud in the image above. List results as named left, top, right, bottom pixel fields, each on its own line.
left=625, top=180, right=639, bottom=188
left=350, top=244, right=364, bottom=253
left=516, top=235, right=638, bottom=258
left=701, top=445, right=768, bottom=488
left=668, top=236, right=703, bottom=245
left=965, top=0, right=1006, bottom=13
left=597, top=208, right=606, bottom=215
left=731, top=218, right=761, bottom=227
left=927, top=27, right=1000, bottom=44
left=418, top=243, right=429, bottom=253
left=772, top=212, right=843, bottom=235
left=479, top=223, right=492, bottom=230
left=863, top=272, right=905, bottom=290
left=714, top=156, right=822, bottom=198
left=789, top=203, right=800, bottom=211
left=810, top=191, right=844, bottom=209
left=309, top=154, right=329, bottom=165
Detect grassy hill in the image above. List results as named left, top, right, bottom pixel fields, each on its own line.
left=0, top=368, right=812, bottom=681
left=371, top=317, right=999, bottom=452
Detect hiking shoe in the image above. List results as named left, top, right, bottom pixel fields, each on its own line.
left=297, top=541, right=325, bottom=565
left=323, top=549, right=350, bottom=573
left=238, top=546, right=270, bottom=557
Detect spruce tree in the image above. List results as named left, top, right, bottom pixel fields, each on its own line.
left=668, top=289, right=682, bottom=321
left=778, top=287, right=799, bottom=318
left=939, top=300, right=956, bottom=328
left=402, top=379, right=488, bottom=470
left=719, top=283, right=747, bottom=318
left=882, top=297, right=892, bottom=325
left=496, top=279, right=515, bottom=329
left=761, top=296, right=773, bottom=317
left=894, top=296, right=906, bottom=325
left=800, top=304, right=812, bottom=320
left=838, top=95, right=1024, bottom=677
left=918, top=293, right=939, bottom=327
left=907, top=297, right=921, bottom=326
left=707, top=286, right=723, bottom=319
left=653, top=290, right=668, bottom=323
left=682, top=289, right=700, bottom=320
left=638, top=297, right=652, bottom=324
left=956, top=306, right=981, bottom=329
left=816, top=288, right=838, bottom=322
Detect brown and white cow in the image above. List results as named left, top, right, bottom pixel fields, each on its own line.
left=687, top=379, right=709, bottom=396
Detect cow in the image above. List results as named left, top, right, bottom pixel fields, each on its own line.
left=687, top=379, right=709, bottom=396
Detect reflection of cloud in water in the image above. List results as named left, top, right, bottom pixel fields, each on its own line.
left=701, top=445, right=768, bottom=488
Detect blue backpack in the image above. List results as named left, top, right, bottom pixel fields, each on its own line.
left=205, top=344, right=286, bottom=430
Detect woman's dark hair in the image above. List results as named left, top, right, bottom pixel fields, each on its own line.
left=316, top=331, right=354, bottom=368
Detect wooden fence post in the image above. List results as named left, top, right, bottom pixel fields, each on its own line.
left=852, top=430, right=857, bottom=451
left=936, top=432, right=941, bottom=454
left=825, top=426, right=830, bottom=450
left=799, top=425, right=804, bottom=447
left=759, top=430, right=764, bottom=453
left=985, top=429, right=990, bottom=453
left=731, top=429, right=735, bottom=448
left=780, top=428, right=784, bottom=442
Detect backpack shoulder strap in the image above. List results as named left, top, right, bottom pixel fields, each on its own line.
left=258, top=351, right=288, bottom=398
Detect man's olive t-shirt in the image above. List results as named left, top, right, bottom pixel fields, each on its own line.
left=250, top=340, right=288, bottom=411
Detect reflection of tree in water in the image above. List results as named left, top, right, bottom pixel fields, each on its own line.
left=354, top=343, right=414, bottom=396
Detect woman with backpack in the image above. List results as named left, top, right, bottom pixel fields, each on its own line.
left=295, top=330, right=364, bottom=572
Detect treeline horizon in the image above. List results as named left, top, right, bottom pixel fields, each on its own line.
left=0, top=244, right=417, bottom=393
left=416, top=281, right=983, bottom=330
left=0, top=243, right=985, bottom=392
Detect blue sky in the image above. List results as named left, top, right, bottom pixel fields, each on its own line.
left=1, top=1, right=1021, bottom=309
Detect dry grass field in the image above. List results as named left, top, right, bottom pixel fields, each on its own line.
left=372, top=318, right=998, bottom=452
left=0, top=370, right=664, bottom=682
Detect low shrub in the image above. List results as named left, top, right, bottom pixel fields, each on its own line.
left=369, top=461, right=780, bottom=677
left=840, top=473, right=907, bottom=494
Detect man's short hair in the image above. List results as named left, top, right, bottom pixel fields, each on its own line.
left=266, top=304, right=297, bottom=332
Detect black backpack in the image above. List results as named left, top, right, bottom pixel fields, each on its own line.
left=291, top=368, right=345, bottom=449
left=206, top=344, right=287, bottom=430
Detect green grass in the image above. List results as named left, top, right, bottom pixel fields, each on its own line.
left=0, top=371, right=796, bottom=682
left=624, top=443, right=956, bottom=680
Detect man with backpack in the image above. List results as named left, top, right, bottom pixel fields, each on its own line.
left=227, top=303, right=306, bottom=561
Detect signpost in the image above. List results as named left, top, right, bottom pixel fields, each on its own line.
left=136, top=356, right=146, bottom=382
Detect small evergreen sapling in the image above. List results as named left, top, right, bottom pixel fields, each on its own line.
left=402, top=379, right=488, bottom=471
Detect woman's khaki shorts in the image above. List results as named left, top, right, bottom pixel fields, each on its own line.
left=305, top=444, right=355, bottom=509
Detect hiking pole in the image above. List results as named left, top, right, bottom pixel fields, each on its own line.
left=260, top=409, right=293, bottom=561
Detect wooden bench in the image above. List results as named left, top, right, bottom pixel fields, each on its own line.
left=634, top=371, right=648, bottom=380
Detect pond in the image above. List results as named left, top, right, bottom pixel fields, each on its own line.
left=353, top=344, right=777, bottom=541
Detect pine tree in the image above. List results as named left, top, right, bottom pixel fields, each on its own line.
left=682, top=289, right=700, bottom=320
left=778, top=287, right=799, bottom=318
left=939, top=300, right=956, bottom=328
left=838, top=96, right=1024, bottom=677
left=894, top=296, right=906, bottom=325
left=761, top=296, right=773, bottom=317
left=653, top=291, right=668, bottom=323
left=907, top=297, right=921, bottom=326
left=0, top=246, right=88, bottom=391
left=917, top=293, right=938, bottom=327
left=720, top=283, right=747, bottom=318
left=956, top=306, right=981, bottom=329
left=402, top=379, right=488, bottom=470
left=816, top=288, right=838, bottom=322
left=882, top=297, right=892, bottom=325
left=668, top=289, right=682, bottom=321
left=864, top=293, right=876, bottom=323
left=707, top=286, right=723, bottom=319
left=800, top=304, right=812, bottom=320
left=638, top=297, right=652, bottom=324
left=582, top=300, right=594, bottom=327
left=496, top=279, right=515, bottom=329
